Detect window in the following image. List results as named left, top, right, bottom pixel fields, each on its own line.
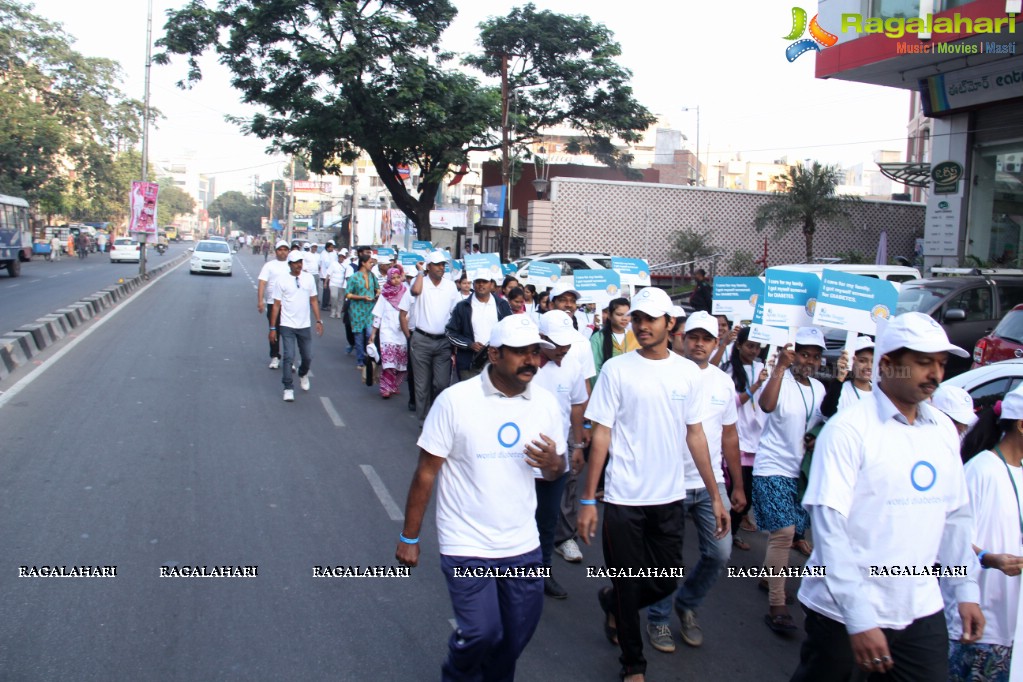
left=197, top=242, right=230, bottom=253
left=559, top=259, right=589, bottom=275
left=946, top=287, right=992, bottom=321
left=992, top=310, right=1023, bottom=344
left=896, top=284, right=953, bottom=316
left=998, top=286, right=1023, bottom=313
left=756, top=180, right=767, bottom=192
left=968, top=378, right=1011, bottom=412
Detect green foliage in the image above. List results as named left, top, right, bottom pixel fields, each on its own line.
left=156, top=179, right=196, bottom=224
left=669, top=228, right=714, bottom=274
left=728, top=250, right=759, bottom=276
left=207, top=190, right=260, bottom=232
left=259, top=180, right=287, bottom=223
left=753, top=162, right=859, bottom=262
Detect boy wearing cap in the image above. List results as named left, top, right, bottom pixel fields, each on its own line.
left=257, top=239, right=293, bottom=369
left=270, top=252, right=323, bottom=402
left=446, top=270, right=512, bottom=381
left=754, top=326, right=827, bottom=633
left=792, top=312, right=984, bottom=681
left=578, top=287, right=727, bottom=682
left=646, top=311, right=744, bottom=652
left=395, top=315, right=567, bottom=682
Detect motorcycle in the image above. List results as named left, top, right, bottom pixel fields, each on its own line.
left=155, top=243, right=167, bottom=255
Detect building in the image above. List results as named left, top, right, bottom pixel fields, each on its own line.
left=815, top=0, right=1023, bottom=271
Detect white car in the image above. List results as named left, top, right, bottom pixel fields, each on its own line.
left=941, top=358, right=1023, bottom=414
left=109, top=238, right=140, bottom=263
left=189, top=239, right=234, bottom=276
left=512, top=252, right=612, bottom=290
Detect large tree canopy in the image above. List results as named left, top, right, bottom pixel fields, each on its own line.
left=207, top=190, right=260, bottom=233
left=155, top=1, right=653, bottom=245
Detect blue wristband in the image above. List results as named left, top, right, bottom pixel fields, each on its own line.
left=978, top=550, right=990, bottom=569
left=399, top=533, right=419, bottom=545
left=579, top=499, right=597, bottom=506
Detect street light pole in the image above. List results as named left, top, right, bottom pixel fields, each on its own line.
left=138, top=0, right=153, bottom=279
left=681, top=106, right=700, bottom=186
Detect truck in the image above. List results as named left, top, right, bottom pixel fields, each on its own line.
left=0, top=194, right=32, bottom=277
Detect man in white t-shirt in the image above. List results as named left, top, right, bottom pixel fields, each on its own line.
left=325, top=249, right=352, bottom=319
left=578, top=286, right=727, bottom=682
left=303, top=243, right=322, bottom=297
left=269, top=251, right=323, bottom=402
left=409, top=251, right=461, bottom=423
left=792, top=312, right=983, bottom=681
left=257, top=239, right=292, bottom=369
left=646, top=311, right=743, bottom=653
left=318, top=241, right=337, bottom=310
left=395, top=315, right=567, bottom=681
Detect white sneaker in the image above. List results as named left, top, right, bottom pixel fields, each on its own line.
left=283, top=389, right=295, bottom=402
left=299, top=375, right=310, bottom=391
left=555, top=538, right=583, bottom=563
left=268, top=357, right=280, bottom=369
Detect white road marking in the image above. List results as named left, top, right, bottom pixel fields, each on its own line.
left=449, top=619, right=458, bottom=631
left=320, top=396, right=345, bottom=427
left=360, top=465, right=404, bottom=521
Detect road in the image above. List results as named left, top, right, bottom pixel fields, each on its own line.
left=0, top=250, right=808, bottom=681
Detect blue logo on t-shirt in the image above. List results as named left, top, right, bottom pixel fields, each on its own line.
left=497, top=422, right=521, bottom=448
left=910, top=461, right=937, bottom=492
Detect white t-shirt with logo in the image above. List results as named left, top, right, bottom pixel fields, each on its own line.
left=585, top=351, right=707, bottom=505
left=534, top=357, right=588, bottom=477
left=798, top=394, right=971, bottom=631
left=732, top=360, right=767, bottom=454
left=417, top=371, right=566, bottom=558
left=271, top=270, right=317, bottom=329
left=753, top=370, right=824, bottom=479
left=470, top=295, right=499, bottom=345
left=258, top=259, right=291, bottom=304
left=682, top=364, right=738, bottom=489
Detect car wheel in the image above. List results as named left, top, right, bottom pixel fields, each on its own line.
left=189, top=270, right=197, bottom=275
left=7, top=258, right=21, bottom=277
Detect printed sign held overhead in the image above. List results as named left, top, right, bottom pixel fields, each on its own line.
left=763, top=268, right=820, bottom=329
left=712, top=277, right=763, bottom=322
left=813, top=269, right=898, bottom=336
left=611, top=258, right=651, bottom=286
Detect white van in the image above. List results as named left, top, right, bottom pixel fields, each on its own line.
left=762, top=263, right=921, bottom=283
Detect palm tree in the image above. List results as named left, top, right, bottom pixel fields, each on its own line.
left=754, top=162, right=857, bottom=262
left=669, top=228, right=714, bottom=277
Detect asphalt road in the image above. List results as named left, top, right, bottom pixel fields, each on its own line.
left=0, top=250, right=809, bottom=681
left=0, top=242, right=189, bottom=337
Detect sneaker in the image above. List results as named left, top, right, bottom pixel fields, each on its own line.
left=543, top=574, right=568, bottom=600
left=299, top=375, right=310, bottom=391
left=283, top=389, right=295, bottom=402
left=268, top=357, right=280, bottom=369
left=555, top=538, right=583, bottom=563
left=677, top=608, right=704, bottom=647
left=646, top=623, right=676, bottom=653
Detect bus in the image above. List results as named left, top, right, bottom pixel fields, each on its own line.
left=164, top=225, right=179, bottom=241
left=0, top=194, right=32, bottom=277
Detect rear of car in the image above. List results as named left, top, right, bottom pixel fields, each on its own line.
left=190, top=240, right=233, bottom=276
left=973, top=304, right=1023, bottom=367
left=109, top=238, right=140, bottom=263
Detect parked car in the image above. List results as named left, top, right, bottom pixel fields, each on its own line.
left=512, top=252, right=612, bottom=290
left=893, top=276, right=1023, bottom=377
left=763, top=263, right=922, bottom=283
left=973, top=303, right=1023, bottom=367
left=189, top=239, right=234, bottom=276
left=940, top=358, right=1023, bottom=415
left=109, top=238, right=140, bottom=263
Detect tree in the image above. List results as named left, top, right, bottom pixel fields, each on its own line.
left=207, top=191, right=260, bottom=232
left=154, top=1, right=652, bottom=247
left=754, top=162, right=858, bottom=262
left=669, top=228, right=715, bottom=276
left=728, top=250, right=759, bottom=277
left=156, top=181, right=196, bottom=226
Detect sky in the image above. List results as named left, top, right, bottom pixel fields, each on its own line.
left=25, top=0, right=913, bottom=196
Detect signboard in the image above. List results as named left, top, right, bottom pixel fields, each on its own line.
left=712, top=277, right=762, bottom=322
left=480, top=186, right=506, bottom=226
left=529, top=261, right=562, bottom=287
left=400, top=253, right=424, bottom=266
left=931, top=161, right=964, bottom=195
left=611, top=257, right=651, bottom=286
left=501, top=263, right=517, bottom=276
left=749, top=296, right=788, bottom=346
left=293, top=181, right=332, bottom=193
left=412, top=240, right=433, bottom=252
left=429, top=209, right=467, bottom=229
left=920, top=59, right=1023, bottom=117
left=464, top=252, right=502, bottom=278
left=813, top=270, right=898, bottom=336
left=574, top=269, right=622, bottom=303
left=129, top=181, right=160, bottom=243
left=762, top=268, right=820, bottom=328
left=375, top=246, right=396, bottom=261
left=923, top=196, right=960, bottom=257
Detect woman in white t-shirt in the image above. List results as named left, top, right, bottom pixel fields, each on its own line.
left=753, top=327, right=826, bottom=634
left=820, top=336, right=874, bottom=418
left=944, top=390, right=1023, bottom=682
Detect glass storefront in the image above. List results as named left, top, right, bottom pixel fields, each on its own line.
left=967, top=143, right=1023, bottom=267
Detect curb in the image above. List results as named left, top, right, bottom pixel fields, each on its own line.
left=0, top=254, right=188, bottom=382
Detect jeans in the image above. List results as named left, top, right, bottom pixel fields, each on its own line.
left=279, top=325, right=312, bottom=389
left=353, top=327, right=369, bottom=365
left=647, top=483, right=732, bottom=624
left=534, top=474, right=569, bottom=566
left=266, top=305, right=281, bottom=359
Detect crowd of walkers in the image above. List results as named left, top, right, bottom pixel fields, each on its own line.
left=255, top=241, right=1022, bottom=682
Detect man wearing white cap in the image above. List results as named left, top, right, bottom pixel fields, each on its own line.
left=533, top=310, right=590, bottom=599
left=446, top=269, right=512, bottom=381
left=325, top=246, right=352, bottom=320
left=792, top=312, right=984, bottom=681
left=578, top=286, right=726, bottom=682
left=646, top=311, right=743, bottom=652
left=931, top=384, right=979, bottom=438
left=396, top=315, right=567, bottom=681
left=318, top=241, right=337, bottom=310
left=257, top=239, right=293, bottom=369
left=270, top=251, right=323, bottom=401
left=409, top=251, right=461, bottom=422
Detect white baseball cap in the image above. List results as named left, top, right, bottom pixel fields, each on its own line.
left=930, top=384, right=978, bottom=428
left=339, top=247, right=349, bottom=255
left=853, top=336, right=875, bottom=353
left=794, top=326, right=826, bottom=349
left=471, top=268, right=498, bottom=283
left=489, top=315, right=545, bottom=349
left=549, top=282, right=581, bottom=301
left=287, top=251, right=304, bottom=263
left=539, top=310, right=583, bottom=347
left=1001, top=384, right=1023, bottom=421
left=685, top=311, right=719, bottom=338
left=426, top=251, right=448, bottom=265
left=875, top=312, right=969, bottom=359
left=326, top=240, right=335, bottom=246
left=671, top=305, right=688, bottom=320
left=629, top=287, right=674, bottom=317
left=275, top=240, right=290, bottom=249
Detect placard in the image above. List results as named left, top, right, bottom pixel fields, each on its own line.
left=574, top=269, right=622, bottom=303
left=611, top=257, right=651, bottom=286
left=812, top=269, right=898, bottom=336
left=763, top=269, right=821, bottom=328
left=375, top=246, right=396, bottom=261
left=400, top=253, right=424, bottom=266
left=501, top=263, right=517, bottom=276
left=412, top=240, right=433, bottom=252
left=749, top=295, right=788, bottom=346
left=712, top=277, right=762, bottom=322
left=529, top=261, right=562, bottom=287
left=463, top=252, right=502, bottom=278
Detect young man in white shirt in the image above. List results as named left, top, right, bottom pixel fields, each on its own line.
left=409, top=251, right=461, bottom=423
left=578, top=286, right=727, bottom=682
left=446, top=270, right=512, bottom=382
left=646, top=311, right=744, bottom=653
left=325, top=250, right=352, bottom=319
left=792, top=312, right=984, bottom=681
left=318, top=241, right=337, bottom=311
left=533, top=310, right=589, bottom=600
left=256, top=239, right=292, bottom=369
left=395, top=315, right=567, bottom=681
left=269, top=252, right=323, bottom=402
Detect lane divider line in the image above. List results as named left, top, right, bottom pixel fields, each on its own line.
left=320, top=396, right=345, bottom=427
left=359, top=465, right=404, bottom=522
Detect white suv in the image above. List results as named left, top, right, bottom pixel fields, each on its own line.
left=513, top=252, right=612, bottom=289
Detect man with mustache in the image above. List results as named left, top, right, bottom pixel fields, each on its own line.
left=792, top=312, right=984, bottom=681
left=396, top=315, right=567, bottom=681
